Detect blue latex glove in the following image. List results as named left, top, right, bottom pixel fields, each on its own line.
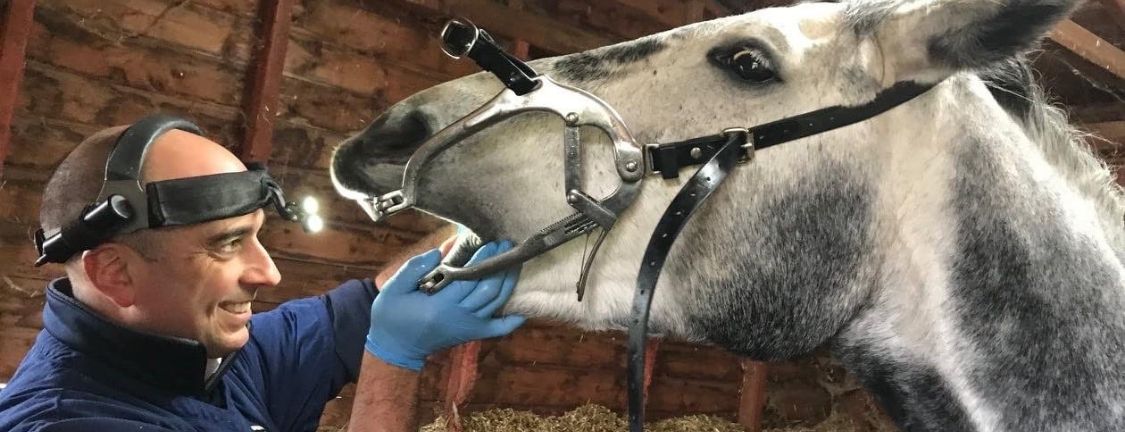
left=366, top=240, right=526, bottom=371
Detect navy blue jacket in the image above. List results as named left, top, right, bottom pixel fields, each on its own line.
left=0, top=278, right=376, bottom=432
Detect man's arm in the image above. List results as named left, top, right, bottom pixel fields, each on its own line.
left=346, top=232, right=451, bottom=432
left=346, top=353, right=421, bottom=432
left=346, top=241, right=526, bottom=432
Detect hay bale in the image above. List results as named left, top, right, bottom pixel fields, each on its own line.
left=419, top=404, right=863, bottom=432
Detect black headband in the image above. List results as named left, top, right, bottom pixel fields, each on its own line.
left=34, top=114, right=320, bottom=266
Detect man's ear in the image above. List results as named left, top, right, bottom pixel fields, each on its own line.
left=858, top=0, right=1077, bottom=83
left=81, top=244, right=138, bottom=308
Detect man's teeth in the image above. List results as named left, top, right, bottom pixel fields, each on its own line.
left=221, top=302, right=252, bottom=314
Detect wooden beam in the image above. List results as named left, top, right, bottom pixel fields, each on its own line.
left=1097, top=0, right=1125, bottom=30
left=685, top=2, right=706, bottom=23
left=508, top=0, right=531, bottom=60
left=702, top=0, right=735, bottom=17
left=0, top=0, right=37, bottom=177
left=442, top=342, right=481, bottom=432
left=1084, top=120, right=1125, bottom=145
left=642, top=338, right=662, bottom=403
left=737, top=360, right=768, bottom=432
left=611, top=0, right=686, bottom=27
left=240, top=0, right=294, bottom=163
left=1047, top=19, right=1125, bottom=82
left=389, top=0, right=619, bottom=55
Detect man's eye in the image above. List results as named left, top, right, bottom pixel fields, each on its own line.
left=218, top=239, right=243, bottom=254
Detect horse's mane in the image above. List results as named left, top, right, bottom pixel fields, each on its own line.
left=981, top=57, right=1125, bottom=250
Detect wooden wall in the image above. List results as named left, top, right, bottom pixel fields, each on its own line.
left=2, top=0, right=1122, bottom=431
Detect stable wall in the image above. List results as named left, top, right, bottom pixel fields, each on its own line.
left=3, top=0, right=1121, bottom=430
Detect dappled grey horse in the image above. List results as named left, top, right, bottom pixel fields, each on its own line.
left=330, top=0, right=1125, bottom=430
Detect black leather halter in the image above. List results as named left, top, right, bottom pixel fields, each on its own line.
left=626, top=80, right=932, bottom=430
left=395, top=19, right=936, bottom=432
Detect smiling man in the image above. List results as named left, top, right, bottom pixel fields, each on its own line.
left=0, top=115, right=524, bottom=432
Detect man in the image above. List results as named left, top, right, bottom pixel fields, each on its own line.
left=0, top=116, right=524, bottom=431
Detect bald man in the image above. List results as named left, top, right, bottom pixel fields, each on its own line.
left=0, top=118, right=524, bottom=432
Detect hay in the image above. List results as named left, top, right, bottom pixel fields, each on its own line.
left=419, top=404, right=863, bottom=432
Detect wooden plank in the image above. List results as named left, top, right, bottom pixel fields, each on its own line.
left=1047, top=19, right=1125, bottom=81
left=1084, top=120, right=1125, bottom=143
left=701, top=0, right=734, bottom=17
left=257, top=216, right=426, bottom=267
left=27, top=16, right=247, bottom=108
left=0, top=324, right=40, bottom=379
left=43, top=0, right=240, bottom=59
left=241, top=0, right=295, bottom=163
left=387, top=0, right=620, bottom=55
left=609, top=0, right=686, bottom=27
left=493, top=324, right=626, bottom=368
left=442, top=341, right=481, bottom=432
left=654, top=341, right=742, bottom=381
left=555, top=0, right=672, bottom=40
left=1097, top=0, right=1125, bottom=30
left=0, top=0, right=37, bottom=177
left=737, top=360, right=768, bottom=432
left=19, top=60, right=244, bottom=137
left=685, top=1, right=706, bottom=23
left=642, top=338, right=661, bottom=403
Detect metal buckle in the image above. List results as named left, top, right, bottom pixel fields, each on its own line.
left=359, top=190, right=407, bottom=222
left=440, top=18, right=480, bottom=59
left=722, top=127, right=754, bottom=163
left=643, top=143, right=661, bottom=176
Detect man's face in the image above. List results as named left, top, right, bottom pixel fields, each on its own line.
left=128, top=209, right=280, bottom=358
left=110, top=129, right=281, bottom=357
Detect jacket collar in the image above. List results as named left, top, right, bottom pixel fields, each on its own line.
left=42, top=278, right=238, bottom=396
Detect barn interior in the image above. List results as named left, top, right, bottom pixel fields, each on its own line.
left=0, top=0, right=1122, bottom=431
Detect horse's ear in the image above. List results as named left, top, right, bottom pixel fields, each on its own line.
left=858, top=0, right=1077, bottom=82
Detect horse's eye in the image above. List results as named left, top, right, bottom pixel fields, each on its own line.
left=717, top=47, right=777, bottom=83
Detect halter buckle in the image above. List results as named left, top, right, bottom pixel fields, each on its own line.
left=360, top=190, right=407, bottom=222
left=440, top=18, right=480, bottom=59
left=722, top=127, right=754, bottom=163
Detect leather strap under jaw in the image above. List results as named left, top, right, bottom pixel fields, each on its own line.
left=626, top=80, right=936, bottom=432
left=627, top=130, right=747, bottom=431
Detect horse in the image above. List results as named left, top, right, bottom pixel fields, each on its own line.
left=329, top=0, right=1125, bottom=430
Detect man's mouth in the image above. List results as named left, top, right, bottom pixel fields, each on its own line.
left=218, top=301, right=253, bottom=315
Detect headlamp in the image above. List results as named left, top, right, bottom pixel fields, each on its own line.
left=34, top=114, right=323, bottom=266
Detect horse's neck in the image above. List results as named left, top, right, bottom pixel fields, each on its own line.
left=837, top=80, right=1125, bottom=431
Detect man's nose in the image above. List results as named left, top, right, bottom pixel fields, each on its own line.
left=242, top=238, right=281, bottom=288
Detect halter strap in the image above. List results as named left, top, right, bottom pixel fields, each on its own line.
left=627, top=80, right=936, bottom=431
left=646, top=81, right=934, bottom=179
left=441, top=19, right=540, bottom=95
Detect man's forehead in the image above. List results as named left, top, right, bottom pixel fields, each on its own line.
left=200, top=210, right=266, bottom=237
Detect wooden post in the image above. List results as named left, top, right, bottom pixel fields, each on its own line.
left=1097, top=0, right=1125, bottom=31
left=737, top=360, right=768, bottom=432
left=1047, top=20, right=1125, bottom=82
left=240, top=0, right=294, bottom=163
left=441, top=342, right=481, bottom=432
left=508, top=0, right=531, bottom=61
left=0, top=0, right=36, bottom=177
left=685, top=1, right=706, bottom=23
left=642, top=338, right=662, bottom=402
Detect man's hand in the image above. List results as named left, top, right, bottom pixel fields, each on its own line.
left=365, top=241, right=526, bottom=371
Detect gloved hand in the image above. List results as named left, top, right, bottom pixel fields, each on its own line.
left=366, top=240, right=526, bottom=371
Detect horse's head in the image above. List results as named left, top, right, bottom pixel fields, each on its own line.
left=331, top=0, right=1076, bottom=342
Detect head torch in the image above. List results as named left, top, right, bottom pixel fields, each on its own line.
left=33, top=114, right=323, bottom=266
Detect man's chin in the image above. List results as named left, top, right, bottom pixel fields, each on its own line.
left=204, top=330, right=250, bottom=358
